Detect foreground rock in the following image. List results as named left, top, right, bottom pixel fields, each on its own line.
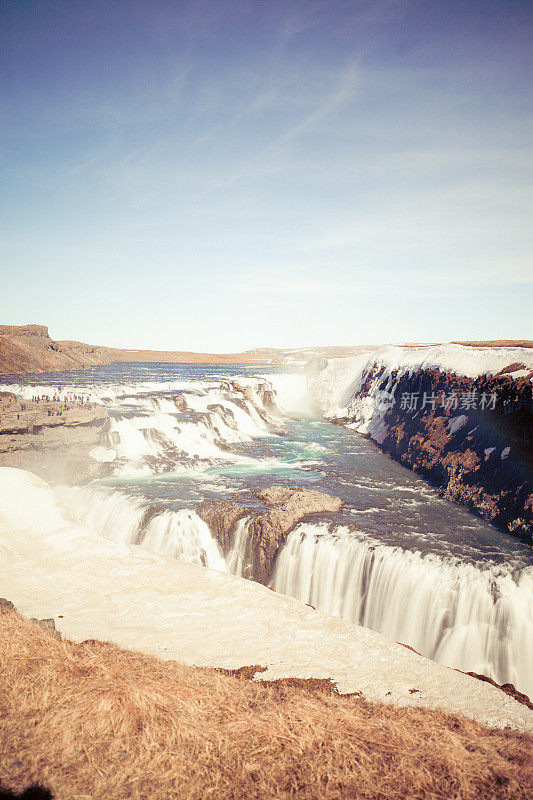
left=199, top=486, right=343, bottom=583
left=0, top=393, right=110, bottom=484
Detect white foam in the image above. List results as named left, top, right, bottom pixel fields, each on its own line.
left=272, top=523, right=533, bottom=697
left=56, top=484, right=226, bottom=572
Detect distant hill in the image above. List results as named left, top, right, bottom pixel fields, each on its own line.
left=0, top=324, right=276, bottom=374
left=0, top=324, right=531, bottom=376
left=0, top=325, right=117, bottom=375
left=0, top=324, right=379, bottom=375
left=452, top=340, right=533, bottom=348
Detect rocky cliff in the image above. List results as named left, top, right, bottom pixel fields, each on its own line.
left=319, top=348, right=533, bottom=544
left=381, top=369, right=532, bottom=542
left=199, top=486, right=343, bottom=583
left=0, top=325, right=116, bottom=374
left=0, top=393, right=110, bottom=484
left=0, top=324, right=277, bottom=374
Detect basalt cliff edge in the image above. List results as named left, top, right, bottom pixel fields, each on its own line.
left=0, top=392, right=109, bottom=484
left=313, top=346, right=533, bottom=544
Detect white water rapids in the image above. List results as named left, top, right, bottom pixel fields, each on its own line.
left=56, top=483, right=533, bottom=696
left=272, top=524, right=533, bottom=695
left=8, top=373, right=310, bottom=476
left=56, top=485, right=227, bottom=572
left=3, top=363, right=532, bottom=697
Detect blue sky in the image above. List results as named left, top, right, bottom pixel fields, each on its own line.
left=1, top=0, right=532, bottom=350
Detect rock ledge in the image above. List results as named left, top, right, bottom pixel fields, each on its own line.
left=199, top=485, right=343, bottom=583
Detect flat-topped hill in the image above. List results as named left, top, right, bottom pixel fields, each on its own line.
left=0, top=324, right=280, bottom=374
left=2, top=323, right=531, bottom=376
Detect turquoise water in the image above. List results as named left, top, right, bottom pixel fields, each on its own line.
left=3, top=361, right=531, bottom=568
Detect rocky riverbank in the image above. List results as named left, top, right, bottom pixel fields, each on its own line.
left=376, top=368, right=532, bottom=542
left=314, top=346, right=533, bottom=545
left=0, top=392, right=110, bottom=484
left=199, top=486, right=343, bottom=583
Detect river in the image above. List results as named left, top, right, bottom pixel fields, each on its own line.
left=3, top=361, right=532, bottom=695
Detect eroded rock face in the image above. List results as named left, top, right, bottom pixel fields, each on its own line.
left=224, top=381, right=286, bottom=432
left=338, top=366, right=533, bottom=544
left=197, top=500, right=249, bottom=553
left=199, top=486, right=343, bottom=583
left=173, top=394, right=188, bottom=412
left=0, top=395, right=110, bottom=484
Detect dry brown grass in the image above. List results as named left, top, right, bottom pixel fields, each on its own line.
left=452, top=340, right=533, bottom=349
left=1, top=609, right=532, bottom=800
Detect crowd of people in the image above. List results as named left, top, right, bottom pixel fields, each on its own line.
left=30, top=392, right=92, bottom=408
left=24, top=394, right=94, bottom=417
left=31, top=393, right=91, bottom=405
left=1, top=392, right=95, bottom=422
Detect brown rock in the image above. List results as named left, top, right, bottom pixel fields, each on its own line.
left=198, top=500, right=249, bottom=553
left=31, top=617, right=61, bottom=639
left=199, top=486, right=343, bottom=584
left=335, top=363, right=533, bottom=544
left=173, top=395, right=188, bottom=412
left=0, top=397, right=110, bottom=485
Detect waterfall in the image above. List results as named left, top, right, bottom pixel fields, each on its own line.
left=7, top=365, right=532, bottom=700
left=271, top=523, right=533, bottom=696
left=226, top=517, right=253, bottom=577
left=2, top=375, right=285, bottom=475
left=56, top=485, right=227, bottom=573
left=141, top=509, right=226, bottom=570
left=260, top=372, right=314, bottom=416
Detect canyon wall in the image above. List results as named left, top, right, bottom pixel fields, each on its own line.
left=0, top=325, right=116, bottom=375
left=314, top=346, right=533, bottom=544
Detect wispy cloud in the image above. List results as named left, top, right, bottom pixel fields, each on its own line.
left=199, top=60, right=360, bottom=195
left=2, top=0, right=532, bottom=348
left=236, top=257, right=533, bottom=301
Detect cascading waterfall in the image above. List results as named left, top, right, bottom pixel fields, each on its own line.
left=141, top=510, right=226, bottom=570
left=5, top=375, right=294, bottom=475
left=226, top=516, right=254, bottom=577
left=259, top=372, right=315, bottom=416
left=271, top=523, right=533, bottom=696
left=5, top=364, right=532, bottom=701
left=56, top=485, right=227, bottom=572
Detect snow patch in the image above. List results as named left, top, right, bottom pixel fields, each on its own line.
left=310, top=344, right=533, bottom=446
left=447, top=415, right=468, bottom=436
left=0, top=467, right=531, bottom=732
